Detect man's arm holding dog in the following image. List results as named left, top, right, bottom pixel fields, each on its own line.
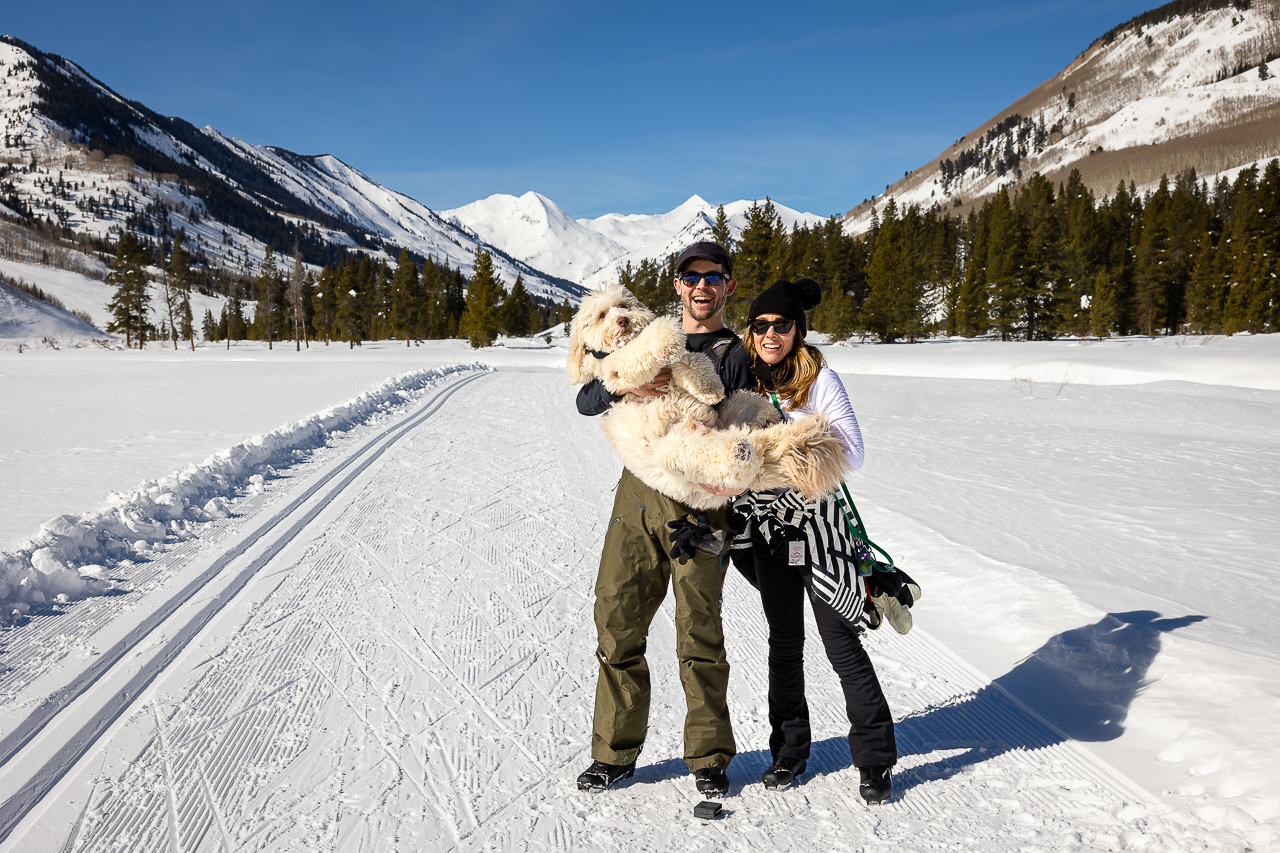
left=575, top=369, right=672, bottom=416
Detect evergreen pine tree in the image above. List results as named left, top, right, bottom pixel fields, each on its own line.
left=201, top=308, right=217, bottom=342
left=421, top=258, right=449, bottom=338
left=390, top=248, right=421, bottom=346
left=312, top=265, right=339, bottom=345
left=957, top=209, right=989, bottom=337
left=336, top=261, right=363, bottom=348
left=1133, top=178, right=1173, bottom=336
left=1089, top=269, right=1119, bottom=337
left=985, top=188, right=1025, bottom=340
left=227, top=283, right=248, bottom=344
left=500, top=273, right=535, bottom=336
left=1185, top=233, right=1224, bottom=333
left=163, top=230, right=196, bottom=350
left=711, top=204, right=735, bottom=254
left=731, top=199, right=781, bottom=327
left=460, top=248, right=502, bottom=348
left=105, top=231, right=150, bottom=349
left=253, top=246, right=284, bottom=349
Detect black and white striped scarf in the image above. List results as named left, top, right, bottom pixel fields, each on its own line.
left=731, top=489, right=867, bottom=624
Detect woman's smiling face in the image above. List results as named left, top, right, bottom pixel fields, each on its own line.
left=753, top=313, right=796, bottom=365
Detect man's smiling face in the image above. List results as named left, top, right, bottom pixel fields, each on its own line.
left=675, top=259, right=736, bottom=324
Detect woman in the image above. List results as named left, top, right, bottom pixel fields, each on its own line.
left=731, top=278, right=897, bottom=803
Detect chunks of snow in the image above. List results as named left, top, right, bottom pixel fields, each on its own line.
left=0, top=362, right=486, bottom=625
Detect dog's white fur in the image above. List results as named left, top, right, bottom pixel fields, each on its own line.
left=567, top=285, right=849, bottom=510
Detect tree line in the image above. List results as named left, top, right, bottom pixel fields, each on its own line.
left=105, top=233, right=575, bottom=350
left=670, top=162, right=1278, bottom=342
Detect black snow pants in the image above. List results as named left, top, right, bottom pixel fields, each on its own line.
left=735, top=534, right=897, bottom=768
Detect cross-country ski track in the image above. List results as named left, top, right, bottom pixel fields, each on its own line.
left=0, top=367, right=1244, bottom=851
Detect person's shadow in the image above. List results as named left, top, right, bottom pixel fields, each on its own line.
left=611, top=611, right=1204, bottom=796
left=890, top=610, right=1205, bottom=792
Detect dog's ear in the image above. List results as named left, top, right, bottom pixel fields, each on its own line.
left=566, top=308, right=587, bottom=384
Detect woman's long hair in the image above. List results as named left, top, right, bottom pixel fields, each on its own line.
left=744, top=328, right=825, bottom=410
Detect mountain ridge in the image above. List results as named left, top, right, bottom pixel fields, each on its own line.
left=844, top=0, right=1280, bottom=231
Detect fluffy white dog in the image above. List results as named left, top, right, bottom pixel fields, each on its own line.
left=567, top=285, right=848, bottom=510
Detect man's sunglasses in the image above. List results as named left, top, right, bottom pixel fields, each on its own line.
left=678, top=272, right=729, bottom=287
left=751, top=318, right=796, bottom=336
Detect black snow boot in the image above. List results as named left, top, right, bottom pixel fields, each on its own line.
left=694, top=767, right=730, bottom=797
left=858, top=765, right=892, bottom=804
left=577, top=759, right=635, bottom=792
left=761, top=756, right=806, bottom=790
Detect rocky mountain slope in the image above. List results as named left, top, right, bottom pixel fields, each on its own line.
left=845, top=0, right=1280, bottom=231
left=0, top=37, right=582, bottom=301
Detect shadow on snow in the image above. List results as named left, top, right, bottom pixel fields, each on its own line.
left=891, top=609, right=1205, bottom=794
left=608, top=611, right=1204, bottom=799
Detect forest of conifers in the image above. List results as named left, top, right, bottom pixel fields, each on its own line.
left=112, top=160, right=1278, bottom=349
left=641, top=160, right=1278, bottom=342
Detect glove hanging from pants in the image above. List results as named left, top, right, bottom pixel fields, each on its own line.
left=864, top=568, right=922, bottom=635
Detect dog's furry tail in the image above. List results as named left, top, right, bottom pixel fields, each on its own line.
left=749, top=414, right=850, bottom=500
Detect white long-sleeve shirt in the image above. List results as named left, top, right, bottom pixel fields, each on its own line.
left=776, top=366, right=864, bottom=471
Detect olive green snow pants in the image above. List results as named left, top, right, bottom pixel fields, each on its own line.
left=590, top=468, right=736, bottom=772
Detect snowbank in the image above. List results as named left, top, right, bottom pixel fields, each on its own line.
left=822, top=334, right=1280, bottom=391
left=0, top=362, right=487, bottom=625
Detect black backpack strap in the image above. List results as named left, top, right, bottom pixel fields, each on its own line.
left=709, top=336, right=737, bottom=379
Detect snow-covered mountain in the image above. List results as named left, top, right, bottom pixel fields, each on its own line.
left=446, top=192, right=826, bottom=290
left=0, top=37, right=583, bottom=301
left=845, top=0, right=1280, bottom=231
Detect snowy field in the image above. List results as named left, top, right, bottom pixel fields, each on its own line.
left=0, top=334, right=1277, bottom=851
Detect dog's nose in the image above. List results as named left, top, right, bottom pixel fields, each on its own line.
left=616, top=317, right=628, bottom=328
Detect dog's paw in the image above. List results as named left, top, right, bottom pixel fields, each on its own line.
left=635, top=317, right=685, bottom=366
left=732, top=437, right=754, bottom=467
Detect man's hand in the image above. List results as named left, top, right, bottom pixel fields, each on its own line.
left=621, top=367, right=672, bottom=398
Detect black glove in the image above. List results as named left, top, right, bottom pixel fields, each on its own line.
left=667, top=513, right=711, bottom=562
left=865, top=568, right=921, bottom=635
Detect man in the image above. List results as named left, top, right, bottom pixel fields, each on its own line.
left=575, top=241, right=752, bottom=798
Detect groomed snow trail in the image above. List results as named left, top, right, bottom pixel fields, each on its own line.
left=1, top=373, right=1206, bottom=852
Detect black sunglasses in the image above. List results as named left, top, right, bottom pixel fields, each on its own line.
left=751, top=318, right=796, bottom=336
left=678, top=272, right=729, bottom=287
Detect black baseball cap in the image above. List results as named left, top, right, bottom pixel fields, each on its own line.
left=676, top=241, right=733, bottom=276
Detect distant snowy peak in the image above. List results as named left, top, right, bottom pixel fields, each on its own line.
left=443, top=192, right=627, bottom=283
left=447, top=191, right=826, bottom=290
left=575, top=195, right=826, bottom=290
left=846, top=2, right=1280, bottom=232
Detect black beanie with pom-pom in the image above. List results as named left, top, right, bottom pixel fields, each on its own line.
left=748, top=278, right=822, bottom=337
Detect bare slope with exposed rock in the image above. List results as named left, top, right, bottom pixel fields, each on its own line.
left=845, top=0, right=1280, bottom=232
left=0, top=37, right=583, bottom=302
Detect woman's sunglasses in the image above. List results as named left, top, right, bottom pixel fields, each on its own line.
left=751, top=319, right=795, bottom=336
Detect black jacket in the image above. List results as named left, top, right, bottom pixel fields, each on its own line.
left=575, top=328, right=752, bottom=416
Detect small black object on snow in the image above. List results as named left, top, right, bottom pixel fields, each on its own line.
left=693, top=800, right=722, bottom=820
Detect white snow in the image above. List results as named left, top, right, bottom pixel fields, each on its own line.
left=0, top=280, right=102, bottom=343
left=0, top=332, right=1277, bottom=850
left=848, top=4, right=1280, bottom=232
left=0, top=360, right=484, bottom=624
left=446, top=193, right=826, bottom=289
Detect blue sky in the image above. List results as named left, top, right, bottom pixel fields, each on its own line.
left=7, top=0, right=1156, bottom=218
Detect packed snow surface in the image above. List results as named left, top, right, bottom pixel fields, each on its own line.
left=0, top=334, right=1277, bottom=851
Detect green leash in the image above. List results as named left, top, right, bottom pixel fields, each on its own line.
left=769, top=393, right=896, bottom=576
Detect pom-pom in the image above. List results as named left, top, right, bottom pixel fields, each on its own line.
left=791, top=278, right=822, bottom=311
